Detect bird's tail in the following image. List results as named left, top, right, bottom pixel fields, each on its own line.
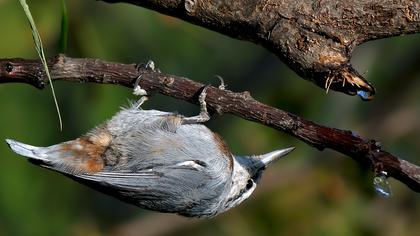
left=5, top=139, right=50, bottom=163
left=5, top=138, right=106, bottom=174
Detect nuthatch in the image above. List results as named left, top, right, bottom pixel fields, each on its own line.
left=5, top=80, right=294, bottom=218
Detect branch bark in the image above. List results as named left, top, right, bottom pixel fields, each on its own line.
left=1, top=55, right=419, bottom=192
left=101, top=0, right=420, bottom=100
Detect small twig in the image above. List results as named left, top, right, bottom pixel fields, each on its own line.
left=0, top=55, right=419, bottom=192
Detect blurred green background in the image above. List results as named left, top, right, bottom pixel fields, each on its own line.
left=0, top=0, right=419, bottom=235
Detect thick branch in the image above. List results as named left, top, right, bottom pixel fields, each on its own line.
left=1, top=55, right=419, bottom=192
left=101, top=0, right=420, bottom=100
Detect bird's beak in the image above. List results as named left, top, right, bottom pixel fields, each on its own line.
left=255, top=147, right=295, bottom=168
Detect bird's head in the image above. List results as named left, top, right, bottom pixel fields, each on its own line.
left=220, top=147, right=295, bottom=212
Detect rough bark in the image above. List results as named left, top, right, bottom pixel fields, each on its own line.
left=100, top=0, right=420, bottom=100
left=1, top=55, right=419, bottom=192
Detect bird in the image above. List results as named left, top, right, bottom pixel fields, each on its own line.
left=5, top=80, right=294, bottom=218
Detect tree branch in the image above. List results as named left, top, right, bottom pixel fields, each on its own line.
left=1, top=55, right=419, bottom=192
left=101, top=0, right=420, bottom=100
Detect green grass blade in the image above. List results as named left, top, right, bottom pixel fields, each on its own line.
left=59, top=0, right=68, bottom=52
left=18, top=0, right=63, bottom=130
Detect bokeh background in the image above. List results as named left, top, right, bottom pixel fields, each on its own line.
left=0, top=0, right=419, bottom=235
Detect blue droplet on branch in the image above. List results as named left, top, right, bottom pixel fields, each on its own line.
left=373, top=171, right=392, bottom=197
left=357, top=90, right=372, bottom=100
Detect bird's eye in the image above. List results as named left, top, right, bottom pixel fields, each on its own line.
left=246, top=179, right=253, bottom=190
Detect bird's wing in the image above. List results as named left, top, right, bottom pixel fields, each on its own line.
left=73, top=162, right=225, bottom=203
left=75, top=160, right=211, bottom=190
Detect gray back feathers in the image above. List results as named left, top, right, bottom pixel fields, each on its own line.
left=83, top=108, right=235, bottom=217
left=6, top=106, right=294, bottom=218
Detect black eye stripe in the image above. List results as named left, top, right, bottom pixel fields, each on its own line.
left=246, top=179, right=253, bottom=190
